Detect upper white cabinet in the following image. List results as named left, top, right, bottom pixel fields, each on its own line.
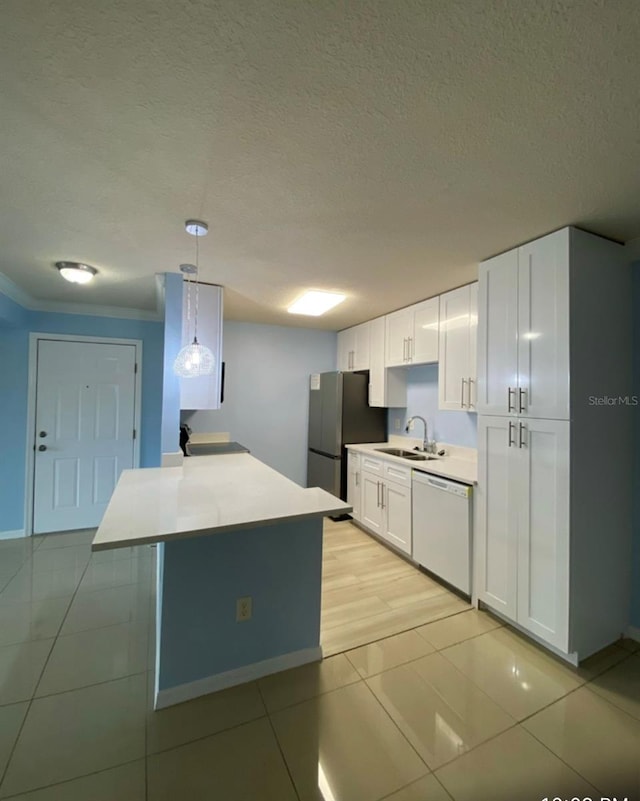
left=438, top=283, right=478, bottom=410
left=477, top=231, right=569, bottom=419
left=368, top=317, right=407, bottom=408
left=180, top=283, right=223, bottom=411
left=338, top=321, right=370, bottom=372
left=385, top=297, right=439, bottom=367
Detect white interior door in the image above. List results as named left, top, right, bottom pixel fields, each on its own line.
left=33, top=339, right=137, bottom=534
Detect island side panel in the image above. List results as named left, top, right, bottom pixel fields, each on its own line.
left=154, top=518, right=324, bottom=708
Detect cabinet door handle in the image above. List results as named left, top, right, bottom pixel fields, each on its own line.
left=461, top=377, right=467, bottom=408
left=376, top=481, right=380, bottom=507
left=508, top=421, right=515, bottom=447
left=355, top=471, right=359, bottom=487
left=518, top=422, right=526, bottom=448
left=507, top=387, right=515, bottom=412
left=518, top=388, right=527, bottom=413
left=402, top=338, right=407, bottom=362
left=468, top=377, right=474, bottom=408
left=408, top=336, right=413, bottom=362
left=380, top=483, right=385, bottom=510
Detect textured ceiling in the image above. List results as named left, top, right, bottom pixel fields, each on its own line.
left=1, top=0, right=640, bottom=329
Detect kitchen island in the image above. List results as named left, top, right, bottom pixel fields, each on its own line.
left=92, top=453, right=350, bottom=709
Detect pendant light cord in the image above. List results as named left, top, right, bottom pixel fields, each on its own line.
left=194, top=229, right=200, bottom=344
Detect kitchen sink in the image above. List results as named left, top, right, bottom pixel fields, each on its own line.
left=375, top=447, right=437, bottom=461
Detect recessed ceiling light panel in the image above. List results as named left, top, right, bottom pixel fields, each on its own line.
left=55, top=262, right=97, bottom=284
left=288, top=290, right=346, bottom=316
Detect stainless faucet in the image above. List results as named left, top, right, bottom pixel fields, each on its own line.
left=405, top=415, right=432, bottom=452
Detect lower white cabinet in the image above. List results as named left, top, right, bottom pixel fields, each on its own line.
left=347, top=451, right=361, bottom=523
left=476, top=415, right=569, bottom=651
left=359, top=455, right=412, bottom=556
left=383, top=478, right=412, bottom=554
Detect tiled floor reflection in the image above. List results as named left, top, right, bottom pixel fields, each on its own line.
left=0, top=522, right=638, bottom=800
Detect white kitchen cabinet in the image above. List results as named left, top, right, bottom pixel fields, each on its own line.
left=476, top=226, right=632, bottom=662
left=385, top=297, right=439, bottom=367
left=356, top=454, right=412, bottom=556
left=382, top=478, right=412, bottom=555
left=475, top=415, right=518, bottom=621
left=180, top=282, right=223, bottom=411
left=368, top=317, right=407, bottom=408
left=476, top=416, right=569, bottom=651
left=516, top=418, right=570, bottom=651
left=477, top=231, right=569, bottom=419
left=338, top=321, right=370, bottom=372
left=438, top=283, right=478, bottom=411
left=347, top=451, right=362, bottom=523
left=361, top=469, right=384, bottom=535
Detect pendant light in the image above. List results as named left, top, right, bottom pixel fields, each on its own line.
left=173, top=220, right=215, bottom=378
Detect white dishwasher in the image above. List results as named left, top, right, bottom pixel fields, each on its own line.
left=412, top=471, right=473, bottom=594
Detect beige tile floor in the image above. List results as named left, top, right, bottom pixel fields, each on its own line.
left=0, top=522, right=638, bottom=800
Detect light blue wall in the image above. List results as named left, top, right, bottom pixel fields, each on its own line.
left=161, top=274, right=183, bottom=455
left=388, top=363, right=478, bottom=448
left=158, top=518, right=323, bottom=691
left=632, top=262, right=640, bottom=629
left=0, top=290, right=164, bottom=533
left=183, top=321, right=337, bottom=486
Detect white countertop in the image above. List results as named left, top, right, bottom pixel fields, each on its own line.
left=92, top=454, right=351, bottom=551
left=346, top=442, right=477, bottom=485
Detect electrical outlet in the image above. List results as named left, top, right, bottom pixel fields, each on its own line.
left=236, top=596, right=252, bottom=622
left=394, top=418, right=401, bottom=430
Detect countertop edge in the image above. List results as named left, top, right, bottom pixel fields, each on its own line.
left=346, top=443, right=477, bottom=485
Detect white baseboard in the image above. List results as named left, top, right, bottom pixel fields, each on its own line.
left=626, top=625, right=640, bottom=644
left=0, top=529, right=25, bottom=540
left=154, top=645, right=322, bottom=710
left=161, top=451, right=183, bottom=467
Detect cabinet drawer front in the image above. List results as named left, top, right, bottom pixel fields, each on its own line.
left=383, top=461, right=411, bottom=487
left=361, top=455, right=383, bottom=474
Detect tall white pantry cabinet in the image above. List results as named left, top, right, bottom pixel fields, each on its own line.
left=475, top=227, right=633, bottom=662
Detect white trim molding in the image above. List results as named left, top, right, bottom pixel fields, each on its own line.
left=25, top=333, right=144, bottom=536
left=0, top=529, right=25, bottom=540
left=154, top=646, right=323, bottom=710
left=626, top=626, right=640, bottom=644
left=0, top=269, right=164, bottom=321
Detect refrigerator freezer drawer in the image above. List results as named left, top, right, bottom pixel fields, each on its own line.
left=307, top=450, right=342, bottom=498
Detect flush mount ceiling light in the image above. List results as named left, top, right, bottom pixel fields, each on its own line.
left=288, top=290, right=346, bottom=316
left=55, top=261, right=97, bottom=285
left=173, top=221, right=215, bottom=378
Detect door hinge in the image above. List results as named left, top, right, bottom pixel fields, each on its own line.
left=133, top=428, right=136, bottom=440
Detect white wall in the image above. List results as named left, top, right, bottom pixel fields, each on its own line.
left=182, top=321, right=337, bottom=486
left=388, top=363, right=477, bottom=448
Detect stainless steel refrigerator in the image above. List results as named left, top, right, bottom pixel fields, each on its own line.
left=307, top=371, right=387, bottom=500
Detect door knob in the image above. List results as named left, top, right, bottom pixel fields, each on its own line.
left=39, top=431, right=47, bottom=438
left=38, top=444, right=47, bottom=452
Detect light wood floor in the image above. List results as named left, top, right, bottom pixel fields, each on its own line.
left=320, top=518, right=472, bottom=656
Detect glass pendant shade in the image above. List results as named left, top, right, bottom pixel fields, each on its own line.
left=173, top=219, right=215, bottom=378
left=173, top=337, right=215, bottom=378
